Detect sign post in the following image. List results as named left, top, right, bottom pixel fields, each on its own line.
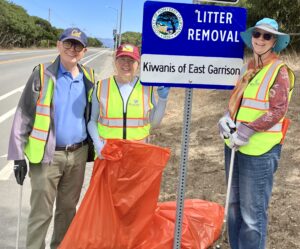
left=141, top=1, right=246, bottom=248
left=173, top=87, right=193, bottom=249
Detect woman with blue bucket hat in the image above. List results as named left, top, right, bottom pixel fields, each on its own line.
left=218, top=18, right=295, bottom=249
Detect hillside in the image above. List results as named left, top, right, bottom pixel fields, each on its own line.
left=99, top=38, right=114, bottom=48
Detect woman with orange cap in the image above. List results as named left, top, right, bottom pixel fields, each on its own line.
left=218, top=18, right=295, bottom=249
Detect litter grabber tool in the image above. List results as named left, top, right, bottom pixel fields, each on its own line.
left=16, top=183, right=23, bottom=249
left=14, top=159, right=27, bottom=249
left=215, top=146, right=236, bottom=249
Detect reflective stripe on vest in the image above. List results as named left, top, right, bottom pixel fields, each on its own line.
left=24, top=64, right=94, bottom=163
left=97, top=77, right=153, bottom=140
left=226, top=60, right=294, bottom=156
left=81, top=66, right=94, bottom=102
left=24, top=64, right=53, bottom=163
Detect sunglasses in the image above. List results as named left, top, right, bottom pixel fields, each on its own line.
left=252, top=31, right=274, bottom=41
left=62, top=40, right=85, bottom=52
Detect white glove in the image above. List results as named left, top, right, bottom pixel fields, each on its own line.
left=218, top=116, right=236, bottom=139
left=228, top=123, right=255, bottom=149
left=229, top=132, right=249, bottom=149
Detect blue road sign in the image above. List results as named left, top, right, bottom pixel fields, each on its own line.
left=141, top=1, right=247, bottom=89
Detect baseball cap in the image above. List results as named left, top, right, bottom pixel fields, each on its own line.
left=59, top=28, right=88, bottom=47
left=116, top=44, right=140, bottom=61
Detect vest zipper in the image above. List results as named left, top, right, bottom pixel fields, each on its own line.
left=114, top=77, right=139, bottom=140
left=123, top=112, right=127, bottom=139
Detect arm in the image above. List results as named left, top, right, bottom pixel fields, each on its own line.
left=7, top=67, right=40, bottom=160
left=149, top=89, right=168, bottom=128
left=87, top=84, right=105, bottom=158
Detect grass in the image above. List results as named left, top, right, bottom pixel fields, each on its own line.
left=281, top=52, right=300, bottom=70
left=243, top=51, right=300, bottom=71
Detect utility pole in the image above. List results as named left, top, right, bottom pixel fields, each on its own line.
left=107, top=6, right=119, bottom=50
left=118, top=0, right=123, bottom=46
left=114, top=9, right=119, bottom=50
left=48, top=8, right=51, bottom=48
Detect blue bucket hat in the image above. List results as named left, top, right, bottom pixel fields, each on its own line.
left=240, top=18, right=290, bottom=53
left=59, top=28, right=88, bottom=47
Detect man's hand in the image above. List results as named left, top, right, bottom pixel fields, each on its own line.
left=14, top=160, right=27, bottom=185
left=218, top=116, right=236, bottom=139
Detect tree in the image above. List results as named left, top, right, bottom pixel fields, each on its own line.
left=237, top=0, right=300, bottom=51
left=0, top=0, right=103, bottom=48
left=0, top=0, right=36, bottom=47
left=120, top=32, right=141, bottom=47
left=87, top=38, right=103, bottom=48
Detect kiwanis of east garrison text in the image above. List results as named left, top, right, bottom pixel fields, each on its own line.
left=143, top=62, right=240, bottom=75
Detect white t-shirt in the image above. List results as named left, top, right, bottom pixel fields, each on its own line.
left=117, top=80, right=135, bottom=112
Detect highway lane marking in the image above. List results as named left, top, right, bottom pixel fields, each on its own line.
left=0, top=107, right=16, bottom=124
left=82, top=52, right=101, bottom=60
left=0, top=161, right=13, bottom=181
left=0, top=50, right=54, bottom=56
left=82, top=50, right=107, bottom=65
left=0, top=53, right=58, bottom=65
left=0, top=85, right=24, bottom=101
left=0, top=49, right=107, bottom=65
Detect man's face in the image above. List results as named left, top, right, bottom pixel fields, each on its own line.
left=57, top=39, right=87, bottom=67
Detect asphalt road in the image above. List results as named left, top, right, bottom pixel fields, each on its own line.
left=0, top=47, right=113, bottom=249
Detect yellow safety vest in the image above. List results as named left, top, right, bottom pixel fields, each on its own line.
left=24, top=63, right=94, bottom=163
left=97, top=76, right=154, bottom=140
left=227, top=60, right=295, bottom=155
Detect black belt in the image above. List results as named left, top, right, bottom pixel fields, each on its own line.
left=55, top=140, right=88, bottom=152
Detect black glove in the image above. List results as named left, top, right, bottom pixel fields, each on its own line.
left=14, top=160, right=27, bottom=185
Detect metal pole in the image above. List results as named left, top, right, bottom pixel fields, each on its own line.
left=173, top=88, right=193, bottom=249
left=115, top=10, right=119, bottom=49
left=118, top=0, right=123, bottom=46
left=215, top=147, right=236, bottom=249
left=106, top=6, right=119, bottom=49
left=16, top=184, right=23, bottom=249
left=47, top=8, right=51, bottom=48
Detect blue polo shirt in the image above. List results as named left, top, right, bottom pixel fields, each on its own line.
left=54, top=63, right=87, bottom=146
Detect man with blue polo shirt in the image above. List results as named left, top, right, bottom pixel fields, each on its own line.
left=8, top=27, right=95, bottom=249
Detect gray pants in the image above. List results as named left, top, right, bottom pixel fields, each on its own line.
left=26, top=145, right=88, bottom=249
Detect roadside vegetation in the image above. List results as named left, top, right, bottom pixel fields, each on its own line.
left=0, top=0, right=102, bottom=48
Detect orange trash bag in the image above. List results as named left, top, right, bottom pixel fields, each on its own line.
left=147, top=200, right=224, bottom=249
left=59, top=139, right=224, bottom=249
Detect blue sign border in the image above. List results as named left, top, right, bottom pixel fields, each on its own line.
left=141, top=1, right=247, bottom=89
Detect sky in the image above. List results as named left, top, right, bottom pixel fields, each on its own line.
left=11, top=0, right=194, bottom=39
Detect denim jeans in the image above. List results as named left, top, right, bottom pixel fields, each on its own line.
left=224, top=144, right=281, bottom=249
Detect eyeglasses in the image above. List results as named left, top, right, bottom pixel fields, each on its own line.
left=62, top=40, right=85, bottom=52
left=252, top=31, right=274, bottom=41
